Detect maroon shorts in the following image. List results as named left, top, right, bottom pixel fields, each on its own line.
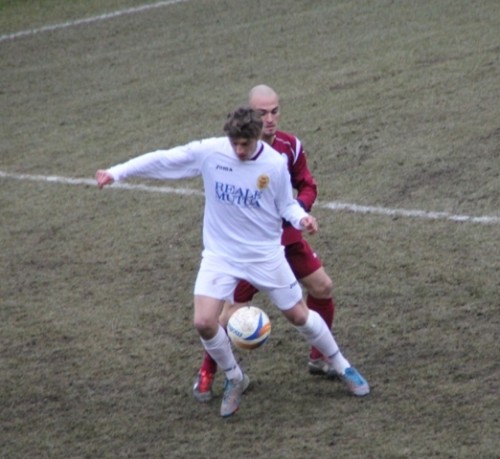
left=234, top=239, right=323, bottom=303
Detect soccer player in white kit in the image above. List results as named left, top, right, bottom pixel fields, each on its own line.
left=95, top=106, right=369, bottom=417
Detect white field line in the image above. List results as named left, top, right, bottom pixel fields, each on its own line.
left=0, top=0, right=188, bottom=43
left=0, top=171, right=202, bottom=197
left=1, top=170, right=499, bottom=225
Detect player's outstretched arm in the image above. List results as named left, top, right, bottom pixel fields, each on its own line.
left=300, top=215, right=318, bottom=235
left=95, top=170, right=114, bottom=189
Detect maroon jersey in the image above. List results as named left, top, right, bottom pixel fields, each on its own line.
left=271, top=131, right=318, bottom=246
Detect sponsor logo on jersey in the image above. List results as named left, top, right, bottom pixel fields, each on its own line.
left=216, top=165, right=233, bottom=172
left=215, top=182, right=262, bottom=208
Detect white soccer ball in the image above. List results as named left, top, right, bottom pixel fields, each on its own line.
left=227, top=306, right=271, bottom=350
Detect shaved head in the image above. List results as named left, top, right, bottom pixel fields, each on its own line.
left=248, top=85, right=281, bottom=143
left=248, top=84, right=279, bottom=104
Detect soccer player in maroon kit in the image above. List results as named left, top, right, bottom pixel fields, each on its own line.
left=193, top=85, right=337, bottom=402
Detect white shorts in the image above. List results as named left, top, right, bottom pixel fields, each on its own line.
left=194, top=250, right=303, bottom=311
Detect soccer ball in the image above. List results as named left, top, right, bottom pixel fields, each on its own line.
left=227, top=306, right=271, bottom=350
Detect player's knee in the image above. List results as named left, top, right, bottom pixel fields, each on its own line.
left=193, top=316, right=218, bottom=339
left=282, top=301, right=309, bottom=326
left=309, top=275, right=333, bottom=298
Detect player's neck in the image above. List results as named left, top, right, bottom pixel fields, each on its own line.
left=261, top=133, right=275, bottom=145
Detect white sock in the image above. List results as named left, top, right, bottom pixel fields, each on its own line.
left=200, top=325, right=243, bottom=381
left=295, top=310, right=350, bottom=374
left=328, top=350, right=350, bottom=375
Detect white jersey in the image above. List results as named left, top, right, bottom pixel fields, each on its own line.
left=107, top=137, right=308, bottom=262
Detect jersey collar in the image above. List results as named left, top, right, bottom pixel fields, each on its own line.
left=250, top=141, right=264, bottom=161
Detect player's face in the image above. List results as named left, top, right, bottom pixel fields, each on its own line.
left=229, top=137, right=259, bottom=161
left=250, top=94, right=280, bottom=138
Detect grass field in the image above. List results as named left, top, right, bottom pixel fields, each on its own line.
left=1, top=1, right=499, bottom=458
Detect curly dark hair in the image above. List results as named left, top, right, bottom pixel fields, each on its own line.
left=223, top=105, right=263, bottom=140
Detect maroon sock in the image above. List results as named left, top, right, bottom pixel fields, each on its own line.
left=306, top=295, right=335, bottom=360
left=200, top=350, right=218, bottom=374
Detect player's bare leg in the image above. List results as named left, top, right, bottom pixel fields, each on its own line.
left=282, top=300, right=370, bottom=397
left=299, top=267, right=336, bottom=374
left=194, top=296, right=250, bottom=415
left=193, top=300, right=246, bottom=402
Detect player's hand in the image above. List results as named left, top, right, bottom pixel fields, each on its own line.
left=300, top=215, right=318, bottom=234
left=95, top=170, right=114, bottom=189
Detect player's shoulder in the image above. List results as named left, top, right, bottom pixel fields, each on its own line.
left=273, top=130, right=303, bottom=163
left=261, top=142, right=287, bottom=165
left=185, top=136, right=230, bottom=157
left=275, top=130, right=300, bottom=144
left=274, top=130, right=303, bottom=152
left=187, top=136, right=226, bottom=148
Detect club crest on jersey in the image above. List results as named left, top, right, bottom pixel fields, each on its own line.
left=257, top=174, right=270, bottom=190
